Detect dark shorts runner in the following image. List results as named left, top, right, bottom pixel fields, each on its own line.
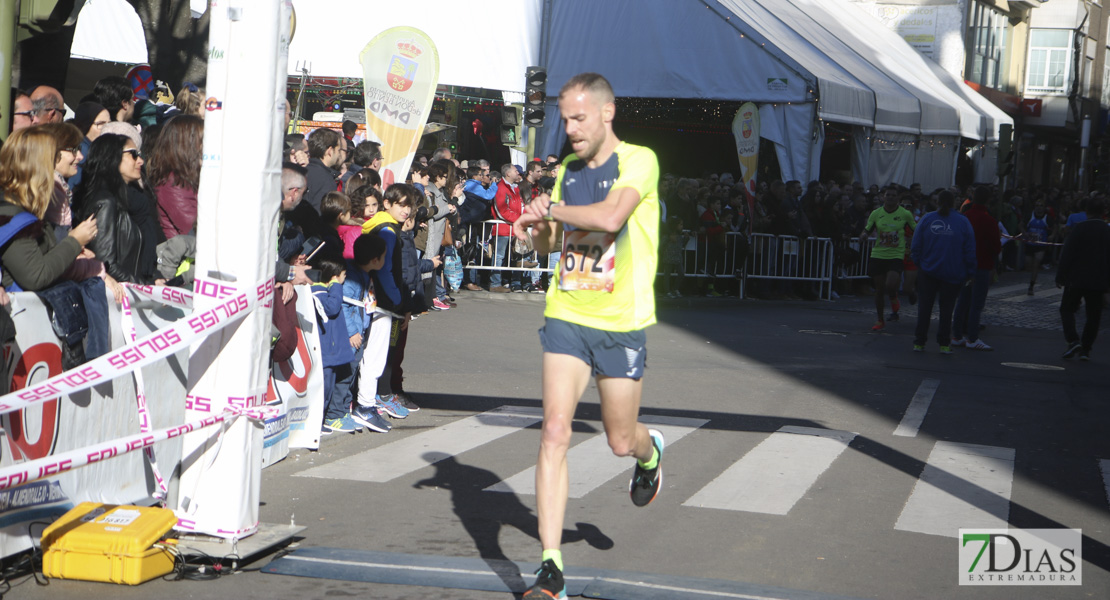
left=869, top=257, right=904, bottom=276
left=539, top=318, right=647, bottom=379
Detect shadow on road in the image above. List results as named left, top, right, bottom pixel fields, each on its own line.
left=413, top=453, right=614, bottom=595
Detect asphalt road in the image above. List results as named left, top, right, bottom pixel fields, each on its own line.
left=10, top=281, right=1110, bottom=600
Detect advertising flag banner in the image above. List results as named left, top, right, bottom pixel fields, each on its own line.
left=732, top=102, right=760, bottom=235
left=359, top=27, right=440, bottom=187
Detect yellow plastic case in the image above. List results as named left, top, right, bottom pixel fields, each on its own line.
left=41, top=502, right=177, bottom=585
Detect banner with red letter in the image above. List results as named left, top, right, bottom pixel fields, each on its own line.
left=265, top=287, right=325, bottom=456
left=359, top=27, right=440, bottom=187
left=732, top=102, right=760, bottom=235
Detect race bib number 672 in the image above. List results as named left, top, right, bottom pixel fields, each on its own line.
left=559, top=230, right=616, bottom=292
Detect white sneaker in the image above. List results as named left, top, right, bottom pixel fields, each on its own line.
left=950, top=337, right=967, bottom=347
left=966, top=339, right=993, bottom=351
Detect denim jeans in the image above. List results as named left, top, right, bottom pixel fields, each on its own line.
left=328, top=338, right=364, bottom=421
left=489, top=235, right=510, bottom=287
left=914, top=271, right=962, bottom=347
left=952, top=268, right=991, bottom=342
left=79, top=277, right=111, bottom=360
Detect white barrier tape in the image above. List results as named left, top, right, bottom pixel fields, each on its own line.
left=119, top=290, right=170, bottom=500
left=0, top=277, right=270, bottom=416
left=125, top=283, right=195, bottom=310
left=0, top=405, right=276, bottom=492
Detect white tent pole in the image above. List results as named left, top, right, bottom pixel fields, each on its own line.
left=174, top=0, right=289, bottom=540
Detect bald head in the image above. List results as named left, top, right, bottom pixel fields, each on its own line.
left=558, top=72, right=615, bottom=106
left=30, top=86, right=65, bottom=124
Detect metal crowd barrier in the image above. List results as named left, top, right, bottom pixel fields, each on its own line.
left=835, top=238, right=876, bottom=281
left=741, top=234, right=836, bottom=300
left=457, top=219, right=559, bottom=274
left=454, top=220, right=838, bottom=300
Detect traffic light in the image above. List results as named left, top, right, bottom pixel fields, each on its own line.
left=524, top=66, right=546, bottom=127
left=19, top=0, right=84, bottom=34
left=500, top=105, right=522, bottom=146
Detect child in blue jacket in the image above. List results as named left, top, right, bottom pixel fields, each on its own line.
left=311, top=252, right=357, bottom=434
left=341, top=233, right=391, bottom=432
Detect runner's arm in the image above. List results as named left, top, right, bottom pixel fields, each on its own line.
left=538, top=186, right=643, bottom=234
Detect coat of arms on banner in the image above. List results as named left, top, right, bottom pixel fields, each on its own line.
left=387, top=41, right=423, bottom=92
left=742, top=111, right=754, bottom=139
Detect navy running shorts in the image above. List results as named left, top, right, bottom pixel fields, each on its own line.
left=539, top=318, right=647, bottom=379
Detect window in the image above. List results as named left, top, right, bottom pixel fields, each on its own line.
left=1103, top=49, right=1110, bottom=107
left=1026, top=29, right=1073, bottom=94
left=967, top=1, right=1009, bottom=89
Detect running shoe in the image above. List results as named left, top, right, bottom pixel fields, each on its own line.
left=523, top=559, right=566, bottom=600
left=939, top=345, right=953, bottom=355
left=912, top=344, right=924, bottom=352
left=887, top=311, right=900, bottom=322
left=871, top=320, right=885, bottom=331
left=966, top=339, right=993, bottom=351
left=891, top=299, right=901, bottom=314
left=629, top=429, right=665, bottom=507
left=1062, top=341, right=1083, bottom=360
left=378, top=394, right=410, bottom=419
left=1079, top=350, right=1090, bottom=362
left=950, top=337, right=967, bottom=347
left=351, top=404, right=391, bottom=432
left=322, top=414, right=359, bottom=435
left=432, top=298, right=451, bottom=311
left=394, top=391, right=421, bottom=412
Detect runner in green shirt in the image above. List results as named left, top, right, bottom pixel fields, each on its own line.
left=860, top=187, right=916, bottom=331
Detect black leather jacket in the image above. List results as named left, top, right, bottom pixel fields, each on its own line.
left=80, top=188, right=145, bottom=283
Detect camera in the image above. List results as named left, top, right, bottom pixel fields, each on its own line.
left=414, top=204, right=438, bottom=224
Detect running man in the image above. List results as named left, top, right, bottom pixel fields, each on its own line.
left=513, top=73, right=663, bottom=600
left=860, top=187, right=916, bottom=331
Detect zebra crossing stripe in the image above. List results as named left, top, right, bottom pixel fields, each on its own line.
left=682, top=426, right=856, bottom=515
left=893, top=379, right=940, bottom=438
left=295, top=406, right=544, bottom=483
left=894, top=441, right=1014, bottom=538
left=484, top=415, right=708, bottom=497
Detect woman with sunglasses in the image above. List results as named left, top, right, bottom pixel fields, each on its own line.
left=73, top=134, right=160, bottom=284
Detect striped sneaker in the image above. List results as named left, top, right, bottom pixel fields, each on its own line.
left=629, top=429, right=665, bottom=507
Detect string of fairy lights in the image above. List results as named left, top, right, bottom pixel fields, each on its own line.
left=288, top=76, right=993, bottom=151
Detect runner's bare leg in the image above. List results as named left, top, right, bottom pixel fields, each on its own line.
left=596, top=375, right=653, bottom=462
left=872, top=273, right=886, bottom=320
left=536, top=352, right=592, bottom=552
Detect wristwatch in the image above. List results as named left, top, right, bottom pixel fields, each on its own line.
left=544, top=201, right=555, bottom=221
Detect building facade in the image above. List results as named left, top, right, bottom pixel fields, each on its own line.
left=851, top=0, right=1110, bottom=191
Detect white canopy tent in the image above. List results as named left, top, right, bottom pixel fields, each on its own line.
left=70, top=0, right=148, bottom=64
left=285, top=0, right=543, bottom=93
left=69, top=0, right=1012, bottom=188
left=539, top=0, right=1013, bottom=189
